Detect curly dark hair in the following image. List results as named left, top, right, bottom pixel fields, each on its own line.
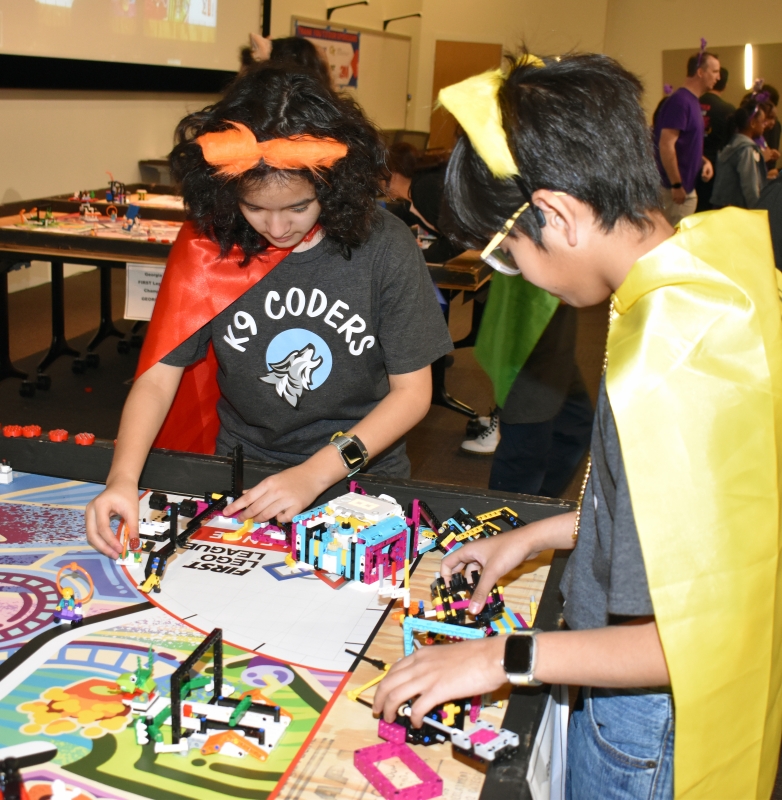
left=444, top=52, right=662, bottom=250
left=170, top=64, right=386, bottom=262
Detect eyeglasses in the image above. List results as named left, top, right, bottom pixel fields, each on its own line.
left=480, top=185, right=565, bottom=276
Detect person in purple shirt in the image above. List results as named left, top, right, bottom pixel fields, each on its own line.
left=654, top=51, right=721, bottom=224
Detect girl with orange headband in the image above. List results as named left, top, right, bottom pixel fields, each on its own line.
left=85, top=64, right=452, bottom=556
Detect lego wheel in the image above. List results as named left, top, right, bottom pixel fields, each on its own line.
left=72, top=358, right=86, bottom=374
left=85, top=352, right=100, bottom=368
left=36, top=373, right=51, bottom=390
left=117, top=339, right=130, bottom=354
left=19, top=380, right=36, bottom=398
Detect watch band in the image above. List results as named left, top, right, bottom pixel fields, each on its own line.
left=502, top=629, right=543, bottom=686
left=329, top=433, right=369, bottom=476
left=671, top=182, right=683, bottom=189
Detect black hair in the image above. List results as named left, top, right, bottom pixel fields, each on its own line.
left=729, top=101, right=764, bottom=138
left=270, top=37, right=332, bottom=87
left=170, top=64, right=385, bottom=263
left=239, top=45, right=255, bottom=69
left=443, top=52, right=662, bottom=250
left=714, top=67, right=729, bottom=93
left=686, top=51, right=718, bottom=77
left=765, top=85, right=780, bottom=107
left=387, top=142, right=419, bottom=179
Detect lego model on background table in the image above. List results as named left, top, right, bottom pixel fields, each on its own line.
left=0, top=435, right=572, bottom=800
left=0, top=183, right=185, bottom=223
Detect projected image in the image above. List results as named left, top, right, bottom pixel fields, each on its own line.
left=112, top=0, right=137, bottom=18
left=145, top=0, right=217, bottom=41
left=145, top=0, right=216, bottom=26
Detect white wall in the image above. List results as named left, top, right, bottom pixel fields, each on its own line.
left=268, top=0, right=607, bottom=132
left=604, top=0, right=782, bottom=117
left=412, top=0, right=607, bottom=131
left=0, top=90, right=217, bottom=203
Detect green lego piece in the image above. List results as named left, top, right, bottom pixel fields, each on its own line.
left=229, top=695, right=253, bottom=727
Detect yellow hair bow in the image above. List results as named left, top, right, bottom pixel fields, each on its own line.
left=437, top=54, right=544, bottom=179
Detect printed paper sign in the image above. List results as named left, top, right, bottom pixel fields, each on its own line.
left=125, top=263, right=164, bottom=321
left=295, top=21, right=359, bottom=89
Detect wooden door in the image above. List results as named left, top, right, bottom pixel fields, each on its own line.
left=429, top=40, right=503, bottom=150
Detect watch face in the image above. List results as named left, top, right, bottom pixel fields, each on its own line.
left=504, top=635, right=534, bottom=674
left=341, top=440, right=364, bottom=468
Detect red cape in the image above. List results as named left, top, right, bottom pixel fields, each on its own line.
left=135, top=222, right=290, bottom=454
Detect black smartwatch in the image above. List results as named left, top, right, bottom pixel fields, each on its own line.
left=671, top=182, right=683, bottom=189
left=502, top=630, right=542, bottom=686
left=329, top=433, right=369, bottom=476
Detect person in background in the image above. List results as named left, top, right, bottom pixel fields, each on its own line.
left=465, top=302, right=594, bottom=497
left=384, top=142, right=464, bottom=264
left=239, top=34, right=333, bottom=88
left=755, top=178, right=782, bottom=270
left=711, top=101, right=769, bottom=209
left=742, top=85, right=781, bottom=171
left=653, top=50, right=720, bottom=225
left=764, top=85, right=781, bottom=156
left=697, top=67, right=735, bottom=211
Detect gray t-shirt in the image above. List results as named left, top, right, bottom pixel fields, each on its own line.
left=560, top=376, right=653, bottom=629
left=162, top=210, right=453, bottom=471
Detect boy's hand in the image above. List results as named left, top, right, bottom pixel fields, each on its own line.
left=441, top=511, right=578, bottom=614
left=441, top=529, right=541, bottom=615
left=224, top=461, right=328, bottom=524
left=85, top=477, right=139, bottom=558
left=372, top=637, right=507, bottom=726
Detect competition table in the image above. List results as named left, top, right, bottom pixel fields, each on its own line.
left=0, top=193, right=492, bottom=423
left=0, top=435, right=571, bottom=800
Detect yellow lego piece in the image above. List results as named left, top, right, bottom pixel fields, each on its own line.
left=139, top=574, right=160, bottom=594
left=347, top=665, right=390, bottom=702
left=441, top=703, right=461, bottom=726
left=211, top=493, right=224, bottom=500
left=313, top=540, right=320, bottom=556
left=341, top=550, right=347, bottom=566
left=223, top=519, right=252, bottom=542
left=284, top=553, right=297, bottom=568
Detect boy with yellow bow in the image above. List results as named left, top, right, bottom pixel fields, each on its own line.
left=374, top=53, right=782, bottom=799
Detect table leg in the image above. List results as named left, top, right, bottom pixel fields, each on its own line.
left=86, top=266, right=123, bottom=352
left=37, top=260, right=79, bottom=373
left=0, top=265, right=28, bottom=381
left=431, top=288, right=478, bottom=421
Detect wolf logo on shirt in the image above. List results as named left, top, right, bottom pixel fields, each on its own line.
left=261, top=344, right=323, bottom=408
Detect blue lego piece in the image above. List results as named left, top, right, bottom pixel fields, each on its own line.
left=402, top=616, right=485, bottom=657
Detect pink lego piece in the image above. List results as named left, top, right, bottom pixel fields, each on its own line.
left=378, top=719, right=407, bottom=744
left=469, top=696, right=481, bottom=724
left=195, top=501, right=210, bottom=516
left=469, top=727, right=497, bottom=745
left=354, top=741, right=443, bottom=800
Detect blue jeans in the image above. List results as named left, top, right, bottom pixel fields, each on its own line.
left=489, top=387, right=593, bottom=498
left=566, top=688, right=674, bottom=800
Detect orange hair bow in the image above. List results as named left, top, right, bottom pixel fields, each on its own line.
left=196, top=122, right=348, bottom=176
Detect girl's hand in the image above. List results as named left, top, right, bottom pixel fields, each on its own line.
left=85, top=477, right=140, bottom=558
left=441, top=511, right=577, bottom=614
left=223, top=461, right=329, bottom=524
left=373, top=636, right=507, bottom=726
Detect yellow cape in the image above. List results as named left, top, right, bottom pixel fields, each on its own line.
left=606, top=207, right=782, bottom=798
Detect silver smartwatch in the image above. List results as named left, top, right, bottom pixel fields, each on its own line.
left=502, top=629, right=543, bottom=686
left=329, top=433, right=369, bottom=476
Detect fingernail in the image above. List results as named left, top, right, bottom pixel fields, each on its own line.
left=468, top=602, right=480, bottom=615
